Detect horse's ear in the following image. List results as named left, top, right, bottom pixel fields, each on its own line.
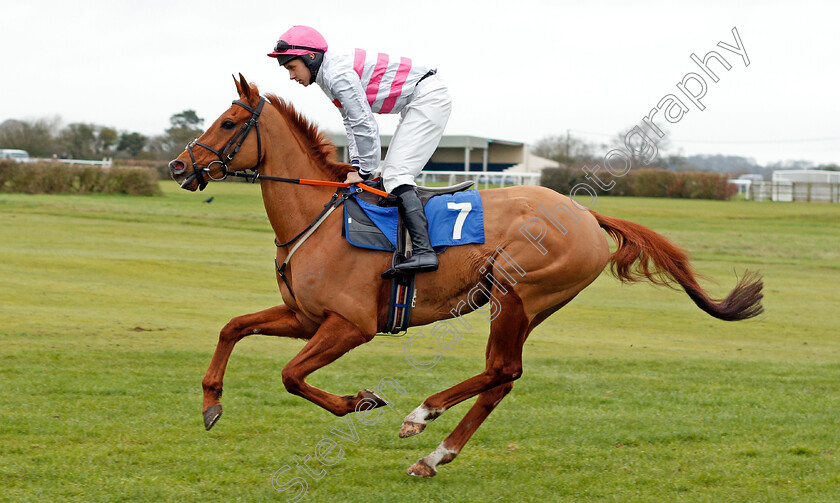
left=233, top=74, right=243, bottom=96
left=238, top=73, right=251, bottom=101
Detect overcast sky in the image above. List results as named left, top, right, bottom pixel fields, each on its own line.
left=2, top=0, right=838, bottom=165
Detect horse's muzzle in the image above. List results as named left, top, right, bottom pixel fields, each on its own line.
left=169, top=159, right=187, bottom=176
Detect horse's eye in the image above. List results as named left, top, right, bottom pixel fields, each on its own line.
left=221, top=120, right=236, bottom=130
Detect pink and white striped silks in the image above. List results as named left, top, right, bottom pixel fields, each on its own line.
left=350, top=49, right=428, bottom=114
left=315, top=48, right=446, bottom=177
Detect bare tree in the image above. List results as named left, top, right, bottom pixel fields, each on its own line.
left=607, top=125, right=672, bottom=171
left=163, top=109, right=205, bottom=158
left=0, top=117, right=61, bottom=157
left=59, top=123, right=99, bottom=159
left=97, top=127, right=119, bottom=155
left=532, top=133, right=599, bottom=167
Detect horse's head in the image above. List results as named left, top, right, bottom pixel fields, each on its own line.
left=169, top=74, right=266, bottom=191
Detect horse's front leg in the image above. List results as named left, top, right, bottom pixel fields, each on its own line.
left=281, top=311, right=387, bottom=416
left=202, top=304, right=315, bottom=430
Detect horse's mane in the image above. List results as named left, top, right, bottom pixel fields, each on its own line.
left=265, top=93, right=352, bottom=181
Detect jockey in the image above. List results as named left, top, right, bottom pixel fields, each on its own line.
left=268, top=25, right=451, bottom=273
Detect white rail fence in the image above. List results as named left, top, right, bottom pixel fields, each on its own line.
left=729, top=180, right=840, bottom=203
left=34, top=157, right=113, bottom=168
left=418, top=171, right=541, bottom=189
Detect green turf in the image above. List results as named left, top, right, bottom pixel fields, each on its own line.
left=1, top=183, right=838, bottom=502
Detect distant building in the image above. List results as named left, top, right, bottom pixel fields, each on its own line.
left=737, top=169, right=840, bottom=202
left=771, top=169, right=840, bottom=202
left=329, top=134, right=559, bottom=174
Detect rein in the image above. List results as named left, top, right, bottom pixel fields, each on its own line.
left=181, top=95, right=388, bottom=198
left=180, top=95, right=390, bottom=300
left=225, top=170, right=389, bottom=197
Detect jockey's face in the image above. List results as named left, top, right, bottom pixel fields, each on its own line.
left=284, top=58, right=313, bottom=87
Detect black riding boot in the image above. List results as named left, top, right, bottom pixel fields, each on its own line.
left=393, top=185, right=439, bottom=273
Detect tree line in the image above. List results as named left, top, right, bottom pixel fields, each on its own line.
left=4, top=113, right=837, bottom=174
left=0, top=110, right=205, bottom=161
left=532, top=130, right=838, bottom=176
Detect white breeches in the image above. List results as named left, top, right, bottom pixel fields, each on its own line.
left=380, top=75, right=452, bottom=193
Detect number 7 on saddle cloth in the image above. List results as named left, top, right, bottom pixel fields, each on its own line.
left=343, top=190, right=485, bottom=252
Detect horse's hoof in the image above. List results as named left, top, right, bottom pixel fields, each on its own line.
left=358, top=389, right=388, bottom=408
left=407, top=459, right=436, bottom=478
left=399, top=420, right=426, bottom=438
left=203, top=404, right=223, bottom=430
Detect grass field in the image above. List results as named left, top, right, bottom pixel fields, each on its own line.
left=1, top=182, right=839, bottom=502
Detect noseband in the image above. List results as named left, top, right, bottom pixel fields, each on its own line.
left=183, top=96, right=266, bottom=190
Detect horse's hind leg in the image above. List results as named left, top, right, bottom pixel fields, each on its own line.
left=400, top=285, right=528, bottom=438
left=202, top=305, right=313, bottom=430
left=403, top=301, right=570, bottom=476
left=407, top=382, right=514, bottom=477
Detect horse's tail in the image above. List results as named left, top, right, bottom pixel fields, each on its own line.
left=591, top=211, right=763, bottom=321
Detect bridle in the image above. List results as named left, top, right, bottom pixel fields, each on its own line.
left=182, top=97, right=266, bottom=191
left=175, top=94, right=390, bottom=300
left=177, top=94, right=387, bottom=198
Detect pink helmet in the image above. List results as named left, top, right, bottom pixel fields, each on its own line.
left=267, top=25, right=328, bottom=66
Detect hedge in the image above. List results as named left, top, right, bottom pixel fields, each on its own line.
left=540, top=167, right=735, bottom=200
left=0, top=161, right=161, bottom=196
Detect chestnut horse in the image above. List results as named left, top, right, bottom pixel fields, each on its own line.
left=169, top=75, right=763, bottom=477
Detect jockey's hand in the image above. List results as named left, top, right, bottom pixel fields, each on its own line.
left=344, top=170, right=369, bottom=184
left=344, top=171, right=364, bottom=184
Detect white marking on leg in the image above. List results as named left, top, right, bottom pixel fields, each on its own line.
left=404, top=405, right=444, bottom=425
left=421, top=441, right=459, bottom=470
left=403, top=405, right=426, bottom=424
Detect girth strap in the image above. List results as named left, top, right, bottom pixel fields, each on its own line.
left=273, top=188, right=352, bottom=300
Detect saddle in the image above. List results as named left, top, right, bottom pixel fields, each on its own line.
left=342, top=180, right=482, bottom=335
left=355, top=180, right=475, bottom=206
left=344, top=180, right=483, bottom=254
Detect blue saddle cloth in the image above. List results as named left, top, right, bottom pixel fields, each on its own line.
left=343, top=190, right=485, bottom=251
